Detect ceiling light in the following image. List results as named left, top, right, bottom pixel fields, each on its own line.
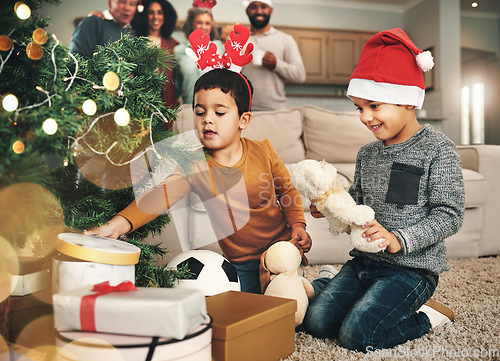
left=471, top=2, right=478, bottom=8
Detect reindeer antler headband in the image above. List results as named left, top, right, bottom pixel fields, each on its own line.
left=186, top=24, right=254, bottom=73
left=186, top=25, right=254, bottom=111
left=192, top=0, right=217, bottom=9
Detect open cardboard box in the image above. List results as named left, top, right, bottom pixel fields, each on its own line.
left=206, top=291, right=297, bottom=361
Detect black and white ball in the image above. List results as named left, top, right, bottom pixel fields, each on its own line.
left=166, top=250, right=240, bottom=296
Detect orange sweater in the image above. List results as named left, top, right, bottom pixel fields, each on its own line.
left=118, top=138, right=306, bottom=263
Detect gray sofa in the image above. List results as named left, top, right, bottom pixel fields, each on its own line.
left=151, top=104, right=500, bottom=265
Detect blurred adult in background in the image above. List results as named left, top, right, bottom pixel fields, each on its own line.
left=70, top=0, right=138, bottom=59
left=174, top=4, right=223, bottom=105
left=241, top=0, right=306, bottom=111
left=220, top=24, right=233, bottom=42
left=132, top=0, right=179, bottom=110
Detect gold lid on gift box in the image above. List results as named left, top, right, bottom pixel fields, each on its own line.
left=57, top=233, right=140, bottom=266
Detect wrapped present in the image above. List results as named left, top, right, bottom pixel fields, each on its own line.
left=53, top=281, right=207, bottom=340
left=55, top=315, right=212, bottom=361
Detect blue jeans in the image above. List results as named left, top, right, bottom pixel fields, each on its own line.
left=303, top=257, right=438, bottom=352
left=232, top=260, right=262, bottom=294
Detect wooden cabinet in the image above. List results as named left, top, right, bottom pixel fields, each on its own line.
left=277, top=27, right=375, bottom=85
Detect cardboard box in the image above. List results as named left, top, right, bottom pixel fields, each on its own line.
left=206, top=291, right=296, bottom=361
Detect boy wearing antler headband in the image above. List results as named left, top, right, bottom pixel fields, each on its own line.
left=303, top=28, right=465, bottom=352
left=85, top=25, right=312, bottom=294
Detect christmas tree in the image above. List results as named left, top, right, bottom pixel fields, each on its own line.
left=0, top=0, right=196, bottom=287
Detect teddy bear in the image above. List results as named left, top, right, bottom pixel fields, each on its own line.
left=259, top=240, right=315, bottom=327
left=290, top=159, right=386, bottom=253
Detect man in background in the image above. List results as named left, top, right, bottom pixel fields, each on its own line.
left=241, top=0, right=306, bottom=111
left=70, top=0, right=138, bottom=58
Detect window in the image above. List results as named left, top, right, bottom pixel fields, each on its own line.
left=460, top=82, right=484, bottom=145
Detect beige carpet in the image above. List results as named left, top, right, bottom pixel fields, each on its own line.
left=284, top=256, right=500, bottom=361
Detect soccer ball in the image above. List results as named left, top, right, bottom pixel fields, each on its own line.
left=166, top=250, right=240, bottom=296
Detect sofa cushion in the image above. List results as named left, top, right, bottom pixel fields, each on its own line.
left=242, top=107, right=305, bottom=163
left=174, top=105, right=305, bottom=164
left=462, top=168, right=487, bottom=208
left=302, top=105, right=374, bottom=164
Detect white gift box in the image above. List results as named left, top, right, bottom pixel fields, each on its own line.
left=55, top=315, right=212, bottom=361
left=53, top=233, right=141, bottom=293
left=11, top=269, right=50, bottom=296
left=53, top=283, right=207, bottom=340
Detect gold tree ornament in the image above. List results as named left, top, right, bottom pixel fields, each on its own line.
left=0, top=35, right=12, bottom=51
left=12, top=140, right=25, bottom=154
left=103, top=71, right=120, bottom=91
left=32, top=28, right=48, bottom=45
left=26, top=41, right=43, bottom=60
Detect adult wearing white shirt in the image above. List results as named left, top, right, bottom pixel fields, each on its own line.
left=241, top=0, right=306, bottom=111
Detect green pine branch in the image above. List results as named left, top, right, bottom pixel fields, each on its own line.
left=0, top=0, right=201, bottom=288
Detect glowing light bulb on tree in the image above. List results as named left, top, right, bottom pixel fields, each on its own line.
left=82, top=99, right=97, bottom=116
left=114, top=108, right=130, bottom=126
left=2, top=94, right=18, bottom=112
left=15, top=2, right=31, bottom=20
left=103, top=71, right=120, bottom=91
left=42, top=118, right=58, bottom=135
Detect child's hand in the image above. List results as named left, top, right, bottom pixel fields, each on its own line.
left=309, top=203, right=324, bottom=218
left=291, top=223, right=312, bottom=253
left=361, top=219, right=402, bottom=253
left=83, top=215, right=132, bottom=239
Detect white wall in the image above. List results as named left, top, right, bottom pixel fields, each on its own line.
left=39, top=0, right=405, bottom=48
left=461, top=14, right=500, bottom=55
left=39, top=0, right=405, bottom=112
left=38, top=0, right=499, bottom=144
left=404, top=0, right=462, bottom=143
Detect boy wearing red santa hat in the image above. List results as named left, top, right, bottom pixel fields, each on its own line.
left=304, top=28, right=465, bottom=352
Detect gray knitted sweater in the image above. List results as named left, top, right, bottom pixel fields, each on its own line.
left=349, top=125, right=465, bottom=274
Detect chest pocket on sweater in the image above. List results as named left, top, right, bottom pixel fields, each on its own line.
left=385, top=162, right=424, bottom=205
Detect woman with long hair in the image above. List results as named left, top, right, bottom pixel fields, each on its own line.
left=132, top=0, right=179, bottom=110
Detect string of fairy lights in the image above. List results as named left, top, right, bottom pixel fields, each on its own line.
left=1, top=1, right=163, bottom=164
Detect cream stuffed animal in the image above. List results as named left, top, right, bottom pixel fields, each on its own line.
left=290, top=159, right=386, bottom=253
left=262, top=241, right=315, bottom=327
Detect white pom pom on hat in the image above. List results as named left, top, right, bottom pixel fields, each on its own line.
left=242, top=0, right=273, bottom=8
left=416, top=50, right=434, bottom=72
left=346, top=28, right=433, bottom=109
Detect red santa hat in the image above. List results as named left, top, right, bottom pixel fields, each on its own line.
left=346, top=28, right=434, bottom=109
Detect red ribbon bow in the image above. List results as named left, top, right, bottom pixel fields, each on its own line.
left=80, top=281, right=137, bottom=332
